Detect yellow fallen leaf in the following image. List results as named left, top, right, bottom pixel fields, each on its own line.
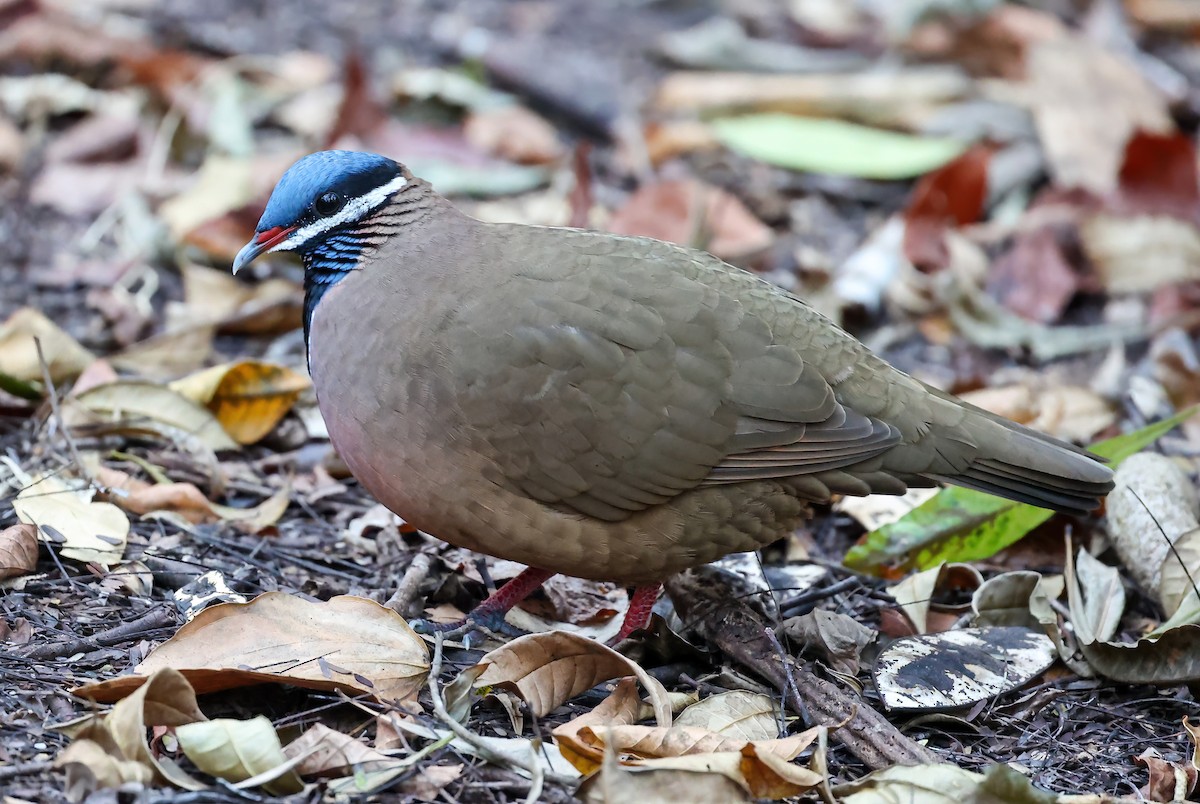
left=0, top=306, right=95, bottom=383
left=13, top=474, right=129, bottom=567
left=170, top=360, right=310, bottom=444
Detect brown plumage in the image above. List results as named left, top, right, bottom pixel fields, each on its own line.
left=236, top=152, right=1114, bottom=641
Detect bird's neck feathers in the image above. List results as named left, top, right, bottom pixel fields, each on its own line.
left=301, top=180, right=439, bottom=344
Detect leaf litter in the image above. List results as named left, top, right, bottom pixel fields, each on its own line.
left=5, top=0, right=1200, bottom=802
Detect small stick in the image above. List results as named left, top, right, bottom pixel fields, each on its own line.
left=384, top=552, right=435, bottom=616
left=429, top=633, right=576, bottom=802
left=34, top=337, right=92, bottom=487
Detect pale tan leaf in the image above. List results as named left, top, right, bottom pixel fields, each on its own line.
left=108, top=325, right=215, bottom=380
left=565, top=723, right=819, bottom=765
left=67, top=381, right=238, bottom=451
left=55, top=737, right=154, bottom=802
left=158, top=155, right=256, bottom=240
left=833, top=762, right=984, bottom=803
left=1026, top=38, right=1171, bottom=194
left=467, top=630, right=671, bottom=724
left=0, top=306, right=95, bottom=383
left=886, top=563, right=982, bottom=634
left=14, top=474, right=128, bottom=567
left=101, top=667, right=208, bottom=790
left=0, top=522, right=38, bottom=580
left=959, top=383, right=1116, bottom=443
left=170, top=360, right=310, bottom=444
left=282, top=723, right=393, bottom=776
left=176, top=716, right=303, bottom=795
left=577, top=728, right=824, bottom=802
left=464, top=105, right=563, bottom=165
left=672, top=691, right=778, bottom=741
left=72, top=593, right=429, bottom=703
left=104, top=559, right=153, bottom=597
left=1108, top=453, right=1200, bottom=610
left=1081, top=215, right=1200, bottom=294
left=578, top=746, right=751, bottom=804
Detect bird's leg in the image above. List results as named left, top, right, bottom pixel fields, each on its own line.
left=607, top=583, right=662, bottom=646
left=411, top=566, right=555, bottom=637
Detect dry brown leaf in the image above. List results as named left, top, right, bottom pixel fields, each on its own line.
left=72, top=593, right=429, bottom=704
left=0, top=522, right=38, bottom=580
left=170, top=360, right=310, bottom=444
left=672, top=691, right=778, bottom=741
left=56, top=735, right=155, bottom=802
left=464, top=105, right=563, bottom=165
left=14, top=474, right=128, bottom=567
left=103, top=560, right=153, bottom=597
left=0, top=307, right=95, bottom=383
left=62, top=668, right=209, bottom=792
left=573, top=726, right=824, bottom=800
left=397, top=763, right=464, bottom=799
left=108, top=326, right=216, bottom=380
left=282, top=723, right=393, bottom=776
left=554, top=677, right=654, bottom=772
left=66, top=381, right=238, bottom=452
left=564, top=723, right=819, bottom=765
left=780, top=610, right=875, bottom=675
left=176, top=716, right=303, bottom=795
left=607, top=179, right=773, bottom=261
left=578, top=743, right=751, bottom=804
left=169, top=264, right=303, bottom=337
left=467, top=630, right=672, bottom=724
left=1025, top=38, right=1171, bottom=194
left=102, top=469, right=290, bottom=534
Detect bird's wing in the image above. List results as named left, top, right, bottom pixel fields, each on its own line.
left=447, top=226, right=900, bottom=522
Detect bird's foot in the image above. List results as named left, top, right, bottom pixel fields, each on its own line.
left=410, top=566, right=554, bottom=643
left=605, top=583, right=663, bottom=647
left=410, top=609, right=528, bottom=641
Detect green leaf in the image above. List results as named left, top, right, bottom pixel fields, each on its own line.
left=0, top=370, right=42, bottom=401
left=710, top=114, right=965, bottom=179
left=843, top=408, right=1197, bottom=574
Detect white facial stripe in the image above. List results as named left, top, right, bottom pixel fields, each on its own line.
left=270, top=174, right=408, bottom=253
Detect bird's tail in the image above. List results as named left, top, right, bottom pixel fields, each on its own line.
left=921, top=393, right=1115, bottom=515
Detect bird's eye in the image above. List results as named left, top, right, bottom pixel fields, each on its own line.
left=314, top=192, right=343, bottom=216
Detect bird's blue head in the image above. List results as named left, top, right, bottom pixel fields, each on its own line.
left=233, top=150, right=406, bottom=273
left=232, top=150, right=408, bottom=339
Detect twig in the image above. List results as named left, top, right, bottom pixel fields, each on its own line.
left=429, top=633, right=566, bottom=803
left=22, top=605, right=177, bottom=660
left=0, top=761, right=53, bottom=782
left=384, top=553, right=434, bottom=616
left=33, top=337, right=92, bottom=487
left=666, top=567, right=938, bottom=769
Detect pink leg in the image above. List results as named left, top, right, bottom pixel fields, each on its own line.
left=608, top=583, right=662, bottom=645
left=413, top=566, right=554, bottom=637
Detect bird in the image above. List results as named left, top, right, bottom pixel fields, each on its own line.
left=234, top=150, right=1115, bottom=644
